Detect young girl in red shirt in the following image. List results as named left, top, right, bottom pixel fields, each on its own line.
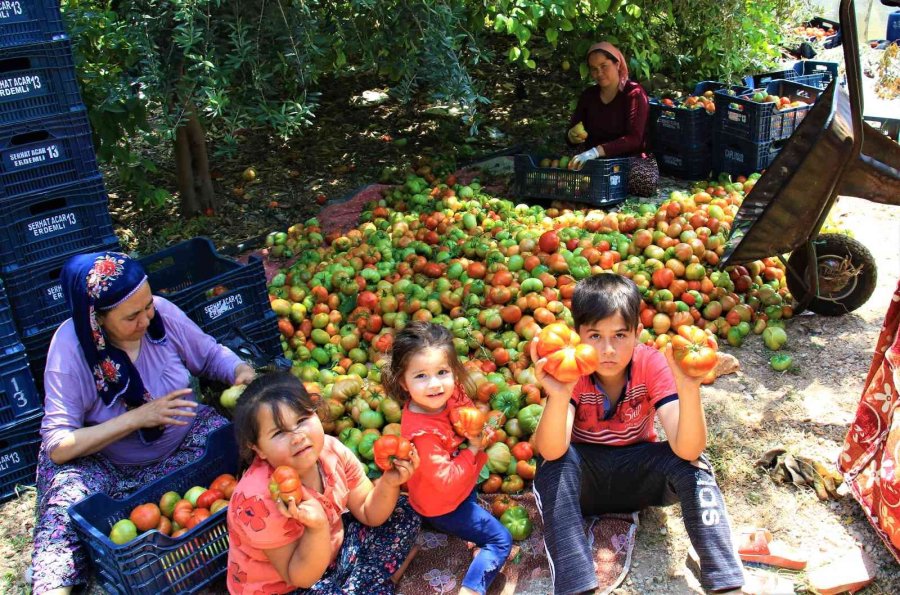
left=385, top=322, right=513, bottom=595
left=225, top=371, right=420, bottom=594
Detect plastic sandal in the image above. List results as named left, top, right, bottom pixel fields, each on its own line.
left=737, top=528, right=808, bottom=570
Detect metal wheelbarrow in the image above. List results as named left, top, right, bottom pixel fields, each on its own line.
left=720, top=0, right=900, bottom=316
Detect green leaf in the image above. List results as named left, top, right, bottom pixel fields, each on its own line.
left=560, top=19, right=574, bottom=32
left=546, top=28, right=558, bottom=44
left=508, top=46, right=521, bottom=62
left=524, top=59, right=536, bottom=69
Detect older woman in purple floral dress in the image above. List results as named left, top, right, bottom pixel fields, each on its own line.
left=31, top=251, right=256, bottom=595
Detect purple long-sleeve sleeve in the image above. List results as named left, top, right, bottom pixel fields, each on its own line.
left=40, top=296, right=242, bottom=465
left=567, top=80, right=649, bottom=157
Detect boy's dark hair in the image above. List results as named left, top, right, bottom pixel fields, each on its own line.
left=381, top=321, right=473, bottom=403
left=232, top=371, right=317, bottom=468
left=571, top=274, right=641, bottom=331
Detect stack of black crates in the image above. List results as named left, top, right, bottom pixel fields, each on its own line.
left=649, top=81, right=750, bottom=180
left=0, top=0, right=119, bottom=504
left=712, top=74, right=823, bottom=176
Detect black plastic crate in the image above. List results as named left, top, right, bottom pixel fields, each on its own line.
left=649, top=82, right=750, bottom=149
left=0, top=350, right=39, bottom=435
left=0, top=279, right=21, bottom=357
left=743, top=68, right=798, bottom=89
left=140, top=238, right=273, bottom=343
left=5, top=240, right=120, bottom=338
left=69, top=423, right=236, bottom=594
left=22, top=323, right=53, bottom=390
left=513, top=154, right=631, bottom=207
left=0, top=412, right=41, bottom=504
left=714, top=80, right=820, bottom=143
left=712, top=132, right=782, bottom=177
left=0, top=0, right=66, bottom=48
left=235, top=311, right=284, bottom=361
left=0, top=107, right=99, bottom=199
left=0, top=175, right=116, bottom=273
left=791, top=60, right=838, bottom=89
left=807, top=16, right=841, bottom=48
left=0, top=39, right=83, bottom=126
left=655, top=142, right=712, bottom=180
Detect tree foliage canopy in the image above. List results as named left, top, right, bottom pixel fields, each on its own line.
left=61, top=0, right=808, bottom=206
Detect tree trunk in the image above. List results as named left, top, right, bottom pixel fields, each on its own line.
left=174, top=107, right=216, bottom=216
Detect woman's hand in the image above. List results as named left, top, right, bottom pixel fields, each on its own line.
left=571, top=147, right=601, bottom=170
left=530, top=339, right=578, bottom=402
left=234, top=363, right=256, bottom=385
left=128, top=388, right=197, bottom=429
left=277, top=493, right=329, bottom=531
left=567, top=123, right=588, bottom=144
left=379, top=445, right=419, bottom=488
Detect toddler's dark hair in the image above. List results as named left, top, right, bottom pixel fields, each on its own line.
left=571, top=274, right=641, bottom=331
left=232, top=371, right=317, bottom=468
left=381, top=321, right=473, bottom=403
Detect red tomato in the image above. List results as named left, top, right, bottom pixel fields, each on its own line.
left=185, top=508, right=211, bottom=530
left=538, top=230, right=560, bottom=253
left=542, top=343, right=599, bottom=383
left=172, top=500, right=193, bottom=528
left=511, top=441, right=533, bottom=461
left=481, top=473, right=502, bottom=494
left=129, top=503, right=161, bottom=533
left=491, top=494, right=514, bottom=518
left=651, top=268, right=675, bottom=289
left=195, top=489, right=224, bottom=511
left=450, top=407, right=487, bottom=438
left=671, top=325, right=719, bottom=377
left=372, top=435, right=413, bottom=471
left=210, top=474, right=237, bottom=499
left=535, top=322, right=580, bottom=358
left=269, top=466, right=303, bottom=504
left=516, top=458, right=537, bottom=480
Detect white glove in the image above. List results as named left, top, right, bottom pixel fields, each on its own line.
left=571, top=147, right=600, bottom=170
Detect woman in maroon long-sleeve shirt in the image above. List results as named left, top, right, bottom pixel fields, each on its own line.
left=568, top=42, right=651, bottom=169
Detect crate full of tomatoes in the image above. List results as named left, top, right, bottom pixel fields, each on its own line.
left=69, top=424, right=238, bottom=595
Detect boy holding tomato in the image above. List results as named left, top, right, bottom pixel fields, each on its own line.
left=531, top=274, right=744, bottom=593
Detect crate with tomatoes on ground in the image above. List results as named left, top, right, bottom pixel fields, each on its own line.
left=68, top=424, right=238, bottom=595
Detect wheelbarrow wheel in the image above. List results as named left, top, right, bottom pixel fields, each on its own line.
left=786, top=234, right=877, bottom=316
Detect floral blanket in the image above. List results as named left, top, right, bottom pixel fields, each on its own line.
left=397, top=492, right=637, bottom=595
left=839, top=279, right=900, bottom=561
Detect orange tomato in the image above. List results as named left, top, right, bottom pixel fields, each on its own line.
left=269, top=465, right=303, bottom=504
left=210, top=474, right=237, bottom=499
left=671, top=325, right=718, bottom=377
left=542, top=343, right=599, bottom=383
left=129, top=503, right=161, bottom=533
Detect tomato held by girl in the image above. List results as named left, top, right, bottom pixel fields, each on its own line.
left=225, top=371, right=420, bottom=595
left=384, top=322, right=513, bottom=595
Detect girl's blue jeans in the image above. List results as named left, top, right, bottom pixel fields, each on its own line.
left=425, top=489, right=513, bottom=594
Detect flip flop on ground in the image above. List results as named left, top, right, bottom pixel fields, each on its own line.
left=807, top=546, right=875, bottom=595
left=737, top=528, right=807, bottom=570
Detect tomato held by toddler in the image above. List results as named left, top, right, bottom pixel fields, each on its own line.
left=269, top=465, right=303, bottom=504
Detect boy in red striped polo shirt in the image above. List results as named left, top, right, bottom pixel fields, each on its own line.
left=531, top=274, right=744, bottom=594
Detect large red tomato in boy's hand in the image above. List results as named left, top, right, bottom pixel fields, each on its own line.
left=671, top=325, right=718, bottom=378
left=542, top=343, right=599, bottom=383
left=269, top=466, right=303, bottom=504
left=534, top=322, right=581, bottom=358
